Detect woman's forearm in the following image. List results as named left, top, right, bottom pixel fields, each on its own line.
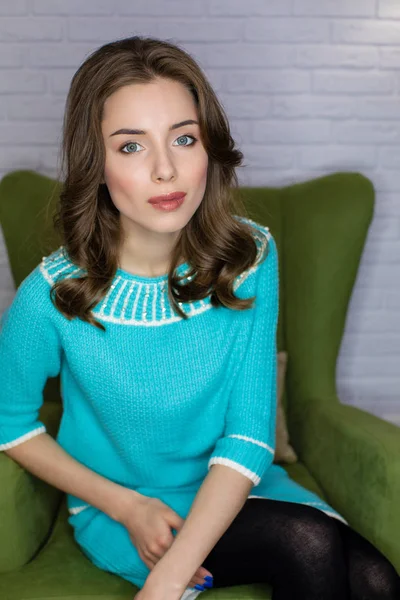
left=4, top=432, right=142, bottom=522
left=153, top=463, right=254, bottom=587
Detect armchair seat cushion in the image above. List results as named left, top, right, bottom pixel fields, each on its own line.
left=0, top=496, right=135, bottom=600
left=0, top=461, right=327, bottom=600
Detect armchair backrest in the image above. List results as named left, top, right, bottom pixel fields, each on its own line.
left=0, top=170, right=374, bottom=426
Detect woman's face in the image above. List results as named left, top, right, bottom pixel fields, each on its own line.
left=101, top=78, right=209, bottom=240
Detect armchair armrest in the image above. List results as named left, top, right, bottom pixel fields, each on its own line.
left=0, top=401, right=64, bottom=573
left=292, top=399, right=400, bottom=573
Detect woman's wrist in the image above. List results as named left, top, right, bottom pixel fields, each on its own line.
left=110, top=486, right=145, bottom=523
left=145, top=564, right=188, bottom=596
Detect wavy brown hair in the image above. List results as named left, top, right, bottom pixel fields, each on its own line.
left=51, top=35, right=268, bottom=332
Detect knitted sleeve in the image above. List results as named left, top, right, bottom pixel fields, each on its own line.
left=0, top=268, right=62, bottom=451
left=208, top=229, right=279, bottom=486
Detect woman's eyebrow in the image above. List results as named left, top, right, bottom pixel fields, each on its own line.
left=109, top=119, right=199, bottom=137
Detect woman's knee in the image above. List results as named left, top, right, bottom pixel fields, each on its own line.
left=334, top=517, right=400, bottom=599
left=287, top=507, right=345, bottom=567
left=352, top=556, right=400, bottom=599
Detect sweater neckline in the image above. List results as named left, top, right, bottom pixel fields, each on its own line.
left=39, top=216, right=270, bottom=326
left=40, top=248, right=202, bottom=326
left=114, top=260, right=190, bottom=284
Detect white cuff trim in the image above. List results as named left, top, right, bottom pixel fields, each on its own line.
left=228, top=433, right=274, bottom=454
left=208, top=456, right=260, bottom=485
left=69, top=505, right=90, bottom=515
left=0, top=426, right=46, bottom=451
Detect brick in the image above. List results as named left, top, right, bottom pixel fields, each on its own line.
left=379, top=47, right=400, bottom=69
left=378, top=0, right=400, bottom=19
left=293, top=0, right=375, bottom=17
left=28, top=44, right=96, bottom=67
left=49, top=69, right=77, bottom=94
left=201, top=43, right=293, bottom=68
left=385, top=292, right=400, bottom=310
left=117, top=0, right=204, bottom=16
left=298, top=145, right=376, bottom=169
left=378, top=146, right=400, bottom=168
left=155, top=19, right=242, bottom=42
left=313, top=71, right=394, bottom=94
left=357, top=264, right=400, bottom=289
left=273, top=96, right=354, bottom=118
left=209, top=0, right=291, bottom=16
left=362, top=241, right=400, bottom=264
left=339, top=356, right=400, bottom=376
left=0, top=147, right=44, bottom=170
left=7, top=96, right=65, bottom=120
left=252, top=119, right=331, bottom=143
left=368, top=216, right=400, bottom=239
left=217, top=94, right=273, bottom=118
left=0, top=46, right=25, bottom=67
left=225, top=70, right=311, bottom=93
left=245, top=18, right=330, bottom=43
left=0, top=71, right=46, bottom=93
left=33, top=0, right=114, bottom=15
left=375, top=194, right=400, bottom=217
left=355, top=98, right=400, bottom=119
left=332, top=120, right=400, bottom=145
left=0, top=0, right=28, bottom=15
left=68, top=17, right=241, bottom=42
left=373, top=169, right=400, bottom=191
left=332, top=20, right=400, bottom=45
left=0, top=123, right=60, bottom=145
left=0, top=18, right=62, bottom=41
left=294, top=45, right=377, bottom=68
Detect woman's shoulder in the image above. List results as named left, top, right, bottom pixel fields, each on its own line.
left=39, top=245, right=85, bottom=285
left=10, top=245, right=82, bottom=313
left=0, top=248, right=69, bottom=331
left=232, top=215, right=276, bottom=293
left=234, top=214, right=271, bottom=237
left=234, top=214, right=275, bottom=265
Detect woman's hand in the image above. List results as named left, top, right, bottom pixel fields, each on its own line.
left=120, top=492, right=213, bottom=590
left=133, top=575, right=187, bottom=600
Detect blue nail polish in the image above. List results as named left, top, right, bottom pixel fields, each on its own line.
left=194, top=584, right=205, bottom=591
left=203, top=581, right=213, bottom=588
left=204, top=576, right=213, bottom=582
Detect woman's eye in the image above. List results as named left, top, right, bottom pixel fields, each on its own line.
left=174, top=134, right=197, bottom=148
left=121, top=142, right=140, bottom=154
left=120, top=134, right=197, bottom=154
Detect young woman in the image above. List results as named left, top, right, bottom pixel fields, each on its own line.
left=0, top=36, right=398, bottom=600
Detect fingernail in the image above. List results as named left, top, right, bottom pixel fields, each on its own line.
left=203, top=581, right=213, bottom=588
left=204, top=575, right=213, bottom=581
left=194, top=584, right=205, bottom=591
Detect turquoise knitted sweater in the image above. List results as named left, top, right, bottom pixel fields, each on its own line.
left=0, top=215, right=347, bottom=530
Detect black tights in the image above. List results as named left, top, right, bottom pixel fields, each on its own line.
left=201, top=498, right=400, bottom=600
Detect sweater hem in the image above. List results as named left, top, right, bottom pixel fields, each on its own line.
left=247, top=495, right=349, bottom=526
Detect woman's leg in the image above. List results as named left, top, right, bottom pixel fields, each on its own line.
left=202, top=497, right=349, bottom=600
left=202, top=498, right=399, bottom=600
left=333, top=518, right=400, bottom=600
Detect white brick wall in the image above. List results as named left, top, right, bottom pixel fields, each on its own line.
left=0, top=0, right=399, bottom=426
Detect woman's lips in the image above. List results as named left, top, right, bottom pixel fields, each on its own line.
left=149, top=196, right=186, bottom=211
left=148, top=192, right=186, bottom=204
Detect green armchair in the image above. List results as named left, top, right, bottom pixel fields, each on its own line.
left=0, top=169, right=399, bottom=599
